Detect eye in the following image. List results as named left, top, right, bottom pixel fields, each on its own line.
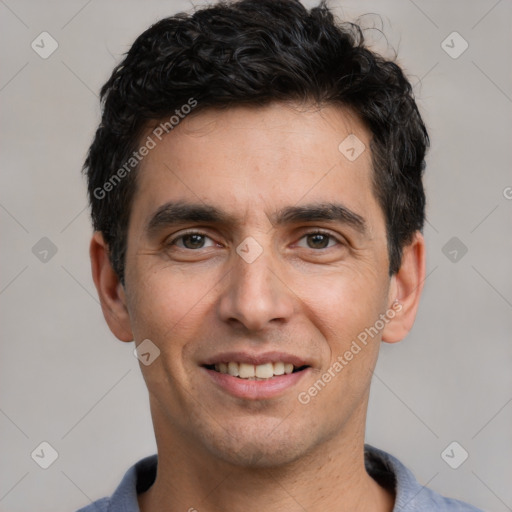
left=167, top=231, right=217, bottom=250
left=297, top=231, right=340, bottom=250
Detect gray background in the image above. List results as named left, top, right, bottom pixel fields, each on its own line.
left=1, top=1, right=511, bottom=511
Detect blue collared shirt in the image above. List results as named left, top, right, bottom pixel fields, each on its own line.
left=75, top=444, right=483, bottom=511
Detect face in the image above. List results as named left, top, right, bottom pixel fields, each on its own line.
left=120, top=103, right=397, bottom=467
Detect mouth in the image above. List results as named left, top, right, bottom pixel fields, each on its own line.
left=204, top=361, right=310, bottom=380
left=200, top=352, right=312, bottom=400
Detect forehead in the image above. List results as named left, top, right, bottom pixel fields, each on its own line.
left=131, top=102, right=380, bottom=230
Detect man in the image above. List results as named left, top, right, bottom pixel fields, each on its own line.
left=79, top=0, right=482, bottom=510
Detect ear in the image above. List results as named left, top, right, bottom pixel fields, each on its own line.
left=90, top=231, right=133, bottom=342
left=381, top=231, right=426, bottom=343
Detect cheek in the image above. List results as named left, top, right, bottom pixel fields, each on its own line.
left=296, top=275, right=384, bottom=413
left=125, top=267, right=219, bottom=404
left=125, top=263, right=216, bottom=347
left=295, top=265, right=388, bottom=350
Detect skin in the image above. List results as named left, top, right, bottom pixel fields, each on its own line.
left=91, top=102, right=425, bottom=512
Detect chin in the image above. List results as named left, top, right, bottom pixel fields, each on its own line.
left=215, top=441, right=308, bottom=469
left=203, top=420, right=316, bottom=469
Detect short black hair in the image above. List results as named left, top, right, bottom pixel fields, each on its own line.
left=84, top=0, right=429, bottom=283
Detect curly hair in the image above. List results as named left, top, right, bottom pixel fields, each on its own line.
left=84, top=0, right=429, bottom=283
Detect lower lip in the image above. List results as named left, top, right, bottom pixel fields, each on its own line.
left=202, top=367, right=311, bottom=400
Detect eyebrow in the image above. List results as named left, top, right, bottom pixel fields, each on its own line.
left=147, top=202, right=232, bottom=235
left=275, top=203, right=366, bottom=234
left=146, top=201, right=367, bottom=236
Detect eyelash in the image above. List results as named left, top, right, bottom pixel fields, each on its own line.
left=166, top=229, right=342, bottom=250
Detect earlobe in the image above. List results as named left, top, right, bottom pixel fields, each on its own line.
left=90, top=232, right=134, bottom=342
left=381, top=232, right=426, bottom=344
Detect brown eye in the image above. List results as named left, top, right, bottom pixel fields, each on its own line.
left=306, top=233, right=330, bottom=249
left=168, top=232, right=216, bottom=250
left=181, top=234, right=206, bottom=249
left=297, top=231, right=339, bottom=250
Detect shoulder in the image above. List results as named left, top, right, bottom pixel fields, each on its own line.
left=364, top=444, right=483, bottom=512
left=73, top=454, right=158, bottom=512
left=75, top=497, right=109, bottom=512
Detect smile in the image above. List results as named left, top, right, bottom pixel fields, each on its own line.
left=207, top=361, right=309, bottom=380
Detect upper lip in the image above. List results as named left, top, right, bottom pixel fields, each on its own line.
left=201, top=351, right=311, bottom=368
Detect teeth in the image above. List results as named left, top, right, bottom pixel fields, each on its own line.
left=273, top=362, right=285, bottom=375
left=239, top=363, right=255, bottom=378
left=212, top=362, right=303, bottom=379
left=255, top=363, right=274, bottom=379
left=227, top=361, right=239, bottom=377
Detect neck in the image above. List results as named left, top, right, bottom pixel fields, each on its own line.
left=138, top=403, right=394, bottom=512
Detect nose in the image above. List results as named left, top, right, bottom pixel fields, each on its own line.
left=217, top=243, right=295, bottom=331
